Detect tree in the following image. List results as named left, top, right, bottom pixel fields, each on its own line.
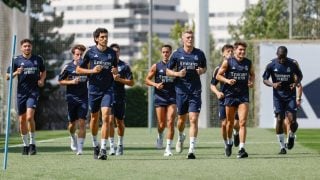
left=294, top=0, right=320, bottom=39
left=30, top=0, right=74, bottom=129
left=228, top=0, right=288, bottom=40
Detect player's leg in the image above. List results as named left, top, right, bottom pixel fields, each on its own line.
left=164, top=104, right=176, bottom=156
left=115, top=118, right=125, bottom=155
left=88, top=94, right=102, bottom=159
left=67, top=102, right=78, bottom=152
left=76, top=101, right=87, bottom=155
left=225, top=105, right=236, bottom=157
left=26, top=94, right=38, bottom=155
left=108, top=114, right=116, bottom=155
left=286, top=98, right=298, bottom=150
left=218, top=103, right=227, bottom=149
left=236, top=102, right=249, bottom=158
left=19, top=113, right=29, bottom=155
left=233, top=112, right=240, bottom=147
left=274, top=98, right=286, bottom=154
left=175, top=94, right=187, bottom=153
left=155, top=106, right=166, bottom=149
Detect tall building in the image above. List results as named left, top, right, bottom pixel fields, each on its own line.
left=180, top=0, right=258, bottom=47
left=51, top=0, right=188, bottom=63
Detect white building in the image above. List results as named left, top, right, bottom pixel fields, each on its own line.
left=180, top=0, right=258, bottom=47
left=51, top=0, right=188, bottom=63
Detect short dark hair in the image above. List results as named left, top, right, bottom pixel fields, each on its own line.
left=93, top=28, right=108, bottom=44
left=234, top=41, right=247, bottom=49
left=277, top=46, right=288, bottom=56
left=20, top=38, right=32, bottom=46
left=110, top=43, right=120, bottom=50
left=161, top=44, right=172, bottom=51
left=221, top=44, right=233, bottom=53
left=71, top=44, right=86, bottom=54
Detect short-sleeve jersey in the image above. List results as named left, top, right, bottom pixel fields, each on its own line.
left=223, top=57, right=252, bottom=98
left=262, top=58, right=303, bottom=99
left=167, top=47, right=207, bottom=94
left=79, top=46, right=117, bottom=95
left=154, top=60, right=176, bottom=98
left=58, top=60, right=88, bottom=103
left=113, top=60, right=133, bottom=102
left=7, top=54, right=46, bottom=95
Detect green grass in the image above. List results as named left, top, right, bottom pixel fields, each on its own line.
left=0, top=128, right=319, bottom=180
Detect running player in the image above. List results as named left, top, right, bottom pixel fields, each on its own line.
left=210, top=44, right=240, bottom=156
left=108, top=43, right=134, bottom=156
left=6, top=38, right=47, bottom=155
left=145, top=44, right=176, bottom=156
left=216, top=41, right=255, bottom=158
left=262, top=46, right=303, bottom=154
left=166, top=29, right=207, bottom=159
left=58, top=44, right=88, bottom=155
left=76, top=28, right=118, bottom=160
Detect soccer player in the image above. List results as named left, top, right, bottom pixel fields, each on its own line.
left=210, top=44, right=240, bottom=156
left=145, top=44, right=176, bottom=157
left=216, top=41, right=255, bottom=158
left=108, top=43, right=134, bottom=156
left=262, top=46, right=303, bottom=154
left=166, top=29, right=207, bottom=159
left=58, top=44, right=88, bottom=155
left=76, top=28, right=118, bottom=160
left=6, top=38, right=46, bottom=155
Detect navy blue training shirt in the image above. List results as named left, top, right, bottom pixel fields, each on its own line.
left=113, top=60, right=133, bottom=101
left=80, top=46, right=117, bottom=95
left=223, top=57, right=252, bottom=98
left=155, top=60, right=176, bottom=98
left=59, top=60, right=88, bottom=103
left=7, top=55, right=46, bottom=95
left=167, top=47, right=207, bottom=94
left=262, top=58, right=303, bottom=99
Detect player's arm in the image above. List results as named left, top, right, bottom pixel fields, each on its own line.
left=58, top=66, right=79, bottom=85
left=165, top=54, right=186, bottom=78
left=6, top=65, right=21, bottom=80
left=76, top=63, right=102, bottom=74
left=114, top=67, right=134, bottom=86
left=262, top=63, right=279, bottom=88
left=296, top=83, right=303, bottom=107
left=145, top=64, right=163, bottom=89
left=196, top=52, right=207, bottom=75
left=216, top=59, right=235, bottom=85
left=38, top=70, right=46, bottom=87
left=248, top=63, right=255, bottom=88
left=210, top=67, right=224, bottom=99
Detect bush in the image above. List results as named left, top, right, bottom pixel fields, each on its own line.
left=125, top=86, right=148, bottom=127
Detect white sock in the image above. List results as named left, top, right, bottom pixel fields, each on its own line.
left=29, top=132, right=35, bottom=145
left=233, top=129, right=239, bottom=135
left=189, top=137, right=196, bottom=153
left=109, top=137, right=115, bottom=148
left=70, top=133, right=76, bottom=142
left=179, top=132, right=184, bottom=141
left=239, top=143, right=245, bottom=150
left=21, top=134, right=28, bottom=146
left=101, top=139, right=107, bottom=150
left=227, top=138, right=233, bottom=145
left=91, top=135, right=98, bottom=147
left=224, top=140, right=228, bottom=148
left=277, top=134, right=285, bottom=149
left=158, top=132, right=163, bottom=140
left=77, top=138, right=84, bottom=153
left=166, top=139, right=172, bottom=151
left=118, top=136, right=123, bottom=146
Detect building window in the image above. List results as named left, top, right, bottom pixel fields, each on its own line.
left=154, top=5, right=175, bottom=11
left=67, top=6, right=73, bottom=10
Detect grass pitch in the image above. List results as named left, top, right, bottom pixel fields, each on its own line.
left=1, top=128, right=319, bottom=180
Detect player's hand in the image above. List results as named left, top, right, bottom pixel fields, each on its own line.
left=289, top=83, right=297, bottom=90
left=196, top=67, right=204, bottom=75
left=296, top=99, right=302, bottom=108
left=73, top=77, right=80, bottom=84
left=92, top=65, right=103, bottom=73
left=226, top=79, right=236, bottom=85
left=155, top=82, right=164, bottom=89
left=38, top=80, right=45, bottom=87
left=111, top=66, right=118, bottom=75
left=248, top=80, right=254, bottom=88
left=272, top=82, right=282, bottom=89
left=113, top=74, right=120, bottom=81
left=177, top=68, right=186, bottom=77
left=216, top=92, right=224, bottom=99
left=16, top=67, right=24, bottom=75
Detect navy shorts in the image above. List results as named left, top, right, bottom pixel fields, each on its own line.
left=176, top=93, right=201, bottom=115
left=273, top=97, right=297, bottom=116
left=17, top=92, right=39, bottom=115
left=218, top=100, right=239, bottom=121
left=89, top=91, right=113, bottom=113
left=112, top=101, right=125, bottom=120
left=154, top=93, right=176, bottom=107
left=224, top=96, right=249, bottom=107
left=68, top=100, right=88, bottom=122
